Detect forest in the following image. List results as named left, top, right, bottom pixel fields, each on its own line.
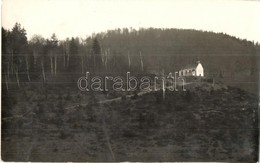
left=2, top=23, right=259, bottom=93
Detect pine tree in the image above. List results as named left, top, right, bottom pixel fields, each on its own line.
left=68, top=37, right=79, bottom=72
left=10, top=23, right=28, bottom=87
left=91, top=38, right=102, bottom=69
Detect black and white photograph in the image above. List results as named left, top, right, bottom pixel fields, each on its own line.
left=1, top=0, right=260, bottom=162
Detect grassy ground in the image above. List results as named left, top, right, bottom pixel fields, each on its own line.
left=1, top=81, right=258, bottom=161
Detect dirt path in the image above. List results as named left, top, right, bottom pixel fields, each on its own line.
left=101, top=105, right=116, bottom=161
left=65, top=81, right=193, bottom=109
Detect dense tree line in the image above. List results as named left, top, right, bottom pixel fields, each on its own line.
left=2, top=23, right=259, bottom=90
left=2, top=23, right=105, bottom=89
left=96, top=28, right=259, bottom=76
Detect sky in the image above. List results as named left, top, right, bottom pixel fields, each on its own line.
left=1, top=0, right=260, bottom=42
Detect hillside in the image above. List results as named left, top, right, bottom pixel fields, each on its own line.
left=1, top=81, right=258, bottom=161
left=1, top=25, right=259, bottom=161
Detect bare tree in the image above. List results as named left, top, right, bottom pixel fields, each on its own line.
left=128, top=51, right=131, bottom=69
left=15, top=67, right=20, bottom=88
left=41, top=60, right=46, bottom=82
left=25, top=54, right=31, bottom=81
left=50, top=55, right=53, bottom=76
left=140, top=51, right=144, bottom=71
left=54, top=55, right=57, bottom=76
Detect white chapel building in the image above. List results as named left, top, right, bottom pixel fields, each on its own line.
left=179, top=61, right=204, bottom=77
